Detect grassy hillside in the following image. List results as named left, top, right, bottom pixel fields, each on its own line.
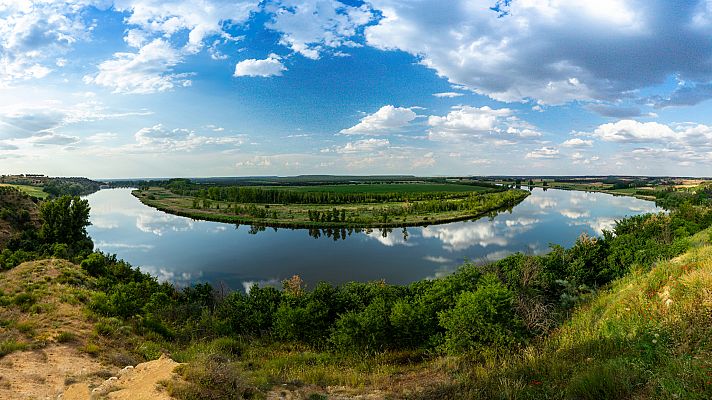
left=0, top=184, right=49, bottom=199
left=0, top=187, right=40, bottom=248
left=417, top=228, right=712, bottom=399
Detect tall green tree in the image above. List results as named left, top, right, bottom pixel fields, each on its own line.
left=39, top=196, right=91, bottom=247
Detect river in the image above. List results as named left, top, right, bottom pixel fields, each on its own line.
left=85, top=187, right=660, bottom=291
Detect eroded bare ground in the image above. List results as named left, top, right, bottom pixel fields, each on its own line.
left=0, top=345, right=105, bottom=399
left=0, top=345, right=183, bottom=399
left=0, top=260, right=184, bottom=399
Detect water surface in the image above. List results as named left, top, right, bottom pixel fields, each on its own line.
left=86, top=188, right=659, bottom=291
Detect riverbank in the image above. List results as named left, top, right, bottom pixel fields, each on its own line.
left=132, top=186, right=530, bottom=229
left=494, top=180, right=660, bottom=201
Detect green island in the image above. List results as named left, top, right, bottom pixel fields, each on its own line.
left=131, top=178, right=530, bottom=228
left=2, top=177, right=712, bottom=398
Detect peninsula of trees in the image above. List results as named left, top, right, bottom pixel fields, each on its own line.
left=131, top=178, right=529, bottom=228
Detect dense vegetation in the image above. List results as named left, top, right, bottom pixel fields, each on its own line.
left=0, top=175, right=101, bottom=198
left=0, top=190, right=92, bottom=270
left=165, top=179, right=501, bottom=205
left=2, top=181, right=712, bottom=398
left=135, top=183, right=529, bottom=228
left=43, top=177, right=101, bottom=197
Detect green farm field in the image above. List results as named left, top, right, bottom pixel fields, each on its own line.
left=264, top=182, right=491, bottom=194
left=0, top=184, right=48, bottom=199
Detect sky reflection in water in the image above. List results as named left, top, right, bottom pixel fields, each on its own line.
left=86, top=188, right=659, bottom=291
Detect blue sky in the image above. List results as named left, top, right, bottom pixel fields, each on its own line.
left=1, top=0, right=712, bottom=178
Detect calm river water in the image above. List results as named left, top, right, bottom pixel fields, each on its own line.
left=85, top=188, right=659, bottom=291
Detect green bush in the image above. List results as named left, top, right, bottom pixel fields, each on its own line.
left=439, top=275, right=522, bottom=354
left=331, top=297, right=392, bottom=352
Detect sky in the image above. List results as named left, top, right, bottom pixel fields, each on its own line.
left=1, top=0, right=712, bottom=178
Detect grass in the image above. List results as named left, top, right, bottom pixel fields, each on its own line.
left=0, top=184, right=48, bottom=199
left=409, top=227, right=712, bottom=399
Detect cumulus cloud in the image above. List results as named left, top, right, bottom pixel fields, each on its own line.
left=340, top=105, right=417, bottom=135
left=84, top=39, right=192, bottom=94
left=362, top=1, right=712, bottom=104
left=113, top=0, right=259, bottom=53
left=84, top=0, right=258, bottom=92
left=134, top=124, right=244, bottom=152
left=427, top=106, right=541, bottom=142
left=0, top=0, right=94, bottom=85
left=236, top=156, right=273, bottom=167
left=336, top=138, right=390, bottom=154
left=525, top=147, right=559, bottom=159
left=591, top=120, right=677, bottom=143
left=234, top=54, right=287, bottom=77
left=561, top=138, right=593, bottom=148
left=266, top=0, right=372, bottom=59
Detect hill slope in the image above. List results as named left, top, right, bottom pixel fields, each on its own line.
left=0, top=187, right=40, bottom=248
left=419, top=228, right=712, bottom=399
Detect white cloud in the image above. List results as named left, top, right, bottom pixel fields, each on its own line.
left=234, top=54, right=287, bottom=77
left=336, top=138, right=390, bottom=154
left=113, top=0, right=259, bottom=53
left=433, top=92, right=464, bottom=98
left=266, top=0, right=372, bottom=59
left=427, top=105, right=540, bottom=142
left=526, top=147, right=559, bottom=159
left=134, top=124, right=244, bottom=152
left=0, top=0, right=93, bottom=85
left=561, top=138, right=594, bottom=147
left=236, top=156, right=273, bottom=167
left=591, top=120, right=677, bottom=143
left=84, top=39, right=192, bottom=94
left=30, top=132, right=80, bottom=146
left=340, top=105, right=417, bottom=135
left=362, top=1, right=712, bottom=104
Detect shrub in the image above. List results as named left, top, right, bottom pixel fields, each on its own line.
left=331, top=297, right=392, bottom=352
left=169, top=355, right=256, bottom=400
left=0, top=339, right=27, bottom=357
left=136, top=341, right=164, bottom=361
left=439, top=275, right=522, bottom=354
left=56, top=331, right=75, bottom=343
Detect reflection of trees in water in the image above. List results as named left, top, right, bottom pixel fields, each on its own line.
left=248, top=225, right=265, bottom=235
left=304, top=226, right=411, bottom=242
left=308, top=227, right=353, bottom=241
left=233, top=203, right=516, bottom=241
